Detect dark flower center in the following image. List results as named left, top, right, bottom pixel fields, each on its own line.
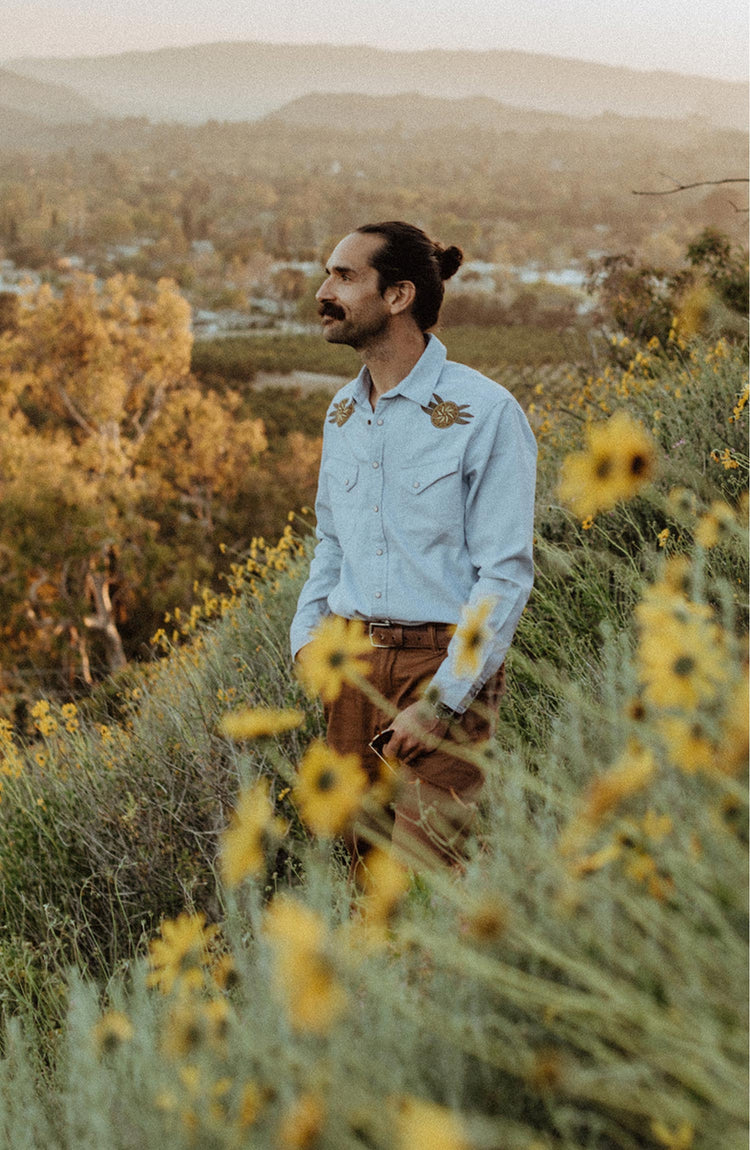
left=317, top=769, right=336, bottom=792
left=595, top=456, right=613, bottom=479
left=673, top=655, right=695, bottom=677
left=328, top=652, right=345, bottom=668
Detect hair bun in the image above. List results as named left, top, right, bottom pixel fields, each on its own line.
left=436, top=244, right=463, bottom=281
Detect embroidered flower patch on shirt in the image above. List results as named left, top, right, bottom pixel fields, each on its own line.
left=421, top=394, right=474, bottom=428
left=328, top=399, right=356, bottom=427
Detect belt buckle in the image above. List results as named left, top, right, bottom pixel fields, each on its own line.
left=368, top=621, right=391, bottom=648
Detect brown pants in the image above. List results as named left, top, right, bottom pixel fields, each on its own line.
left=324, top=625, right=505, bottom=870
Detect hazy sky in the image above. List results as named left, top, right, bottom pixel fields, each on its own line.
left=3, top=0, right=748, bottom=81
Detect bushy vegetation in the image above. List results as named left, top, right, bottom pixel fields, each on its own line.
left=0, top=330, right=746, bottom=1148
left=1, top=114, right=746, bottom=280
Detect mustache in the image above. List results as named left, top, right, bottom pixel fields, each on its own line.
left=318, top=302, right=345, bottom=320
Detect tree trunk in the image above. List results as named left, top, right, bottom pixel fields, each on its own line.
left=83, top=569, right=128, bottom=675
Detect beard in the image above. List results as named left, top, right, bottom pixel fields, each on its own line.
left=318, top=302, right=390, bottom=350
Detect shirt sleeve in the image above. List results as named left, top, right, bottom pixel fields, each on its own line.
left=289, top=426, right=344, bottom=659
left=426, top=396, right=537, bottom=713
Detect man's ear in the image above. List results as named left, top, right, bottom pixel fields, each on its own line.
left=383, top=280, right=416, bottom=316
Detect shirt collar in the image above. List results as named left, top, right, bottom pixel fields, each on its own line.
left=351, top=334, right=448, bottom=408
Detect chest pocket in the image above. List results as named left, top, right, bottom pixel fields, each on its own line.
left=396, top=456, right=463, bottom=545
left=401, top=457, right=460, bottom=496
left=324, top=457, right=359, bottom=542
left=325, top=457, right=359, bottom=494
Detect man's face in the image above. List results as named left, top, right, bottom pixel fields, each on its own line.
left=315, top=231, right=390, bottom=349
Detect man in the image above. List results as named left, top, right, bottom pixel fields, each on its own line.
left=291, top=221, right=536, bottom=868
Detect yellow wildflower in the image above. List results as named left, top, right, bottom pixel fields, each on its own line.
left=293, top=741, right=367, bottom=837
left=295, top=615, right=371, bottom=702
left=0, top=721, right=23, bottom=779
left=393, top=1096, right=469, bottom=1150
left=558, top=411, right=656, bottom=519
left=658, top=717, right=717, bottom=774
left=92, top=1010, right=134, bottom=1054
left=238, top=1081, right=268, bottom=1129
left=561, top=743, right=657, bottom=853
left=355, top=848, right=410, bottom=937
left=264, top=897, right=347, bottom=1033
left=219, top=705, right=304, bottom=740
left=30, top=699, right=57, bottom=737
left=570, top=841, right=622, bottom=877
left=585, top=742, right=657, bottom=823
left=729, top=381, right=748, bottom=423
left=452, top=598, right=493, bottom=679
left=147, top=912, right=218, bottom=996
left=277, top=1093, right=325, bottom=1149
left=220, top=779, right=286, bottom=887
left=651, top=1120, right=694, bottom=1150
left=208, top=951, right=238, bottom=993
left=163, top=997, right=229, bottom=1058
left=710, top=447, right=740, bottom=470
left=642, top=810, right=673, bottom=841
left=694, top=501, right=735, bottom=548
left=660, top=555, right=692, bottom=599
left=657, top=528, right=670, bottom=548
left=636, top=589, right=728, bottom=710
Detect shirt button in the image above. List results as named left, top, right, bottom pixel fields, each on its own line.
left=373, top=505, right=379, bottom=512
left=377, top=419, right=384, bottom=426
left=372, top=461, right=379, bottom=469
left=413, top=481, right=420, bottom=489
left=376, top=548, right=383, bottom=555
left=374, top=591, right=382, bottom=599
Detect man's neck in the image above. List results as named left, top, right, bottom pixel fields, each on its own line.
left=362, top=327, right=428, bottom=410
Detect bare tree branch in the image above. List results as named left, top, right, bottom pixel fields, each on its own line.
left=632, top=177, right=749, bottom=197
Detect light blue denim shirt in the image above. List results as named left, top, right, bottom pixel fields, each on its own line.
left=290, top=334, right=537, bottom=713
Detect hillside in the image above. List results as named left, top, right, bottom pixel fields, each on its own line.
left=0, top=103, right=48, bottom=148
left=4, top=41, right=746, bottom=128
left=0, top=65, right=99, bottom=123
left=265, top=90, right=735, bottom=143
left=0, top=334, right=745, bottom=1149
left=266, top=91, right=575, bottom=135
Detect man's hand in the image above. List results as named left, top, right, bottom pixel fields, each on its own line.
left=383, top=701, right=449, bottom=764
left=294, top=642, right=313, bottom=665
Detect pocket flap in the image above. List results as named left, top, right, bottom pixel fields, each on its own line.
left=401, top=456, right=460, bottom=494
left=325, top=457, right=359, bottom=492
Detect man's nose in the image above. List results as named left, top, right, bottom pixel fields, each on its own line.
left=316, top=276, right=334, bottom=301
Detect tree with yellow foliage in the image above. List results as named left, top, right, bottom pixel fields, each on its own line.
left=0, top=274, right=267, bottom=694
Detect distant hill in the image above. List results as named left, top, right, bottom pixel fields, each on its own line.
left=3, top=42, right=746, bottom=129
left=266, top=92, right=577, bottom=135
left=0, top=66, right=99, bottom=124
left=264, top=91, right=729, bottom=142
left=0, top=103, right=49, bottom=149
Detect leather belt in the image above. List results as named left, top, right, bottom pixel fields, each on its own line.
left=367, top=621, right=455, bottom=650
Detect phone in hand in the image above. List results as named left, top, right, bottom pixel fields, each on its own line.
left=368, top=728, right=397, bottom=770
